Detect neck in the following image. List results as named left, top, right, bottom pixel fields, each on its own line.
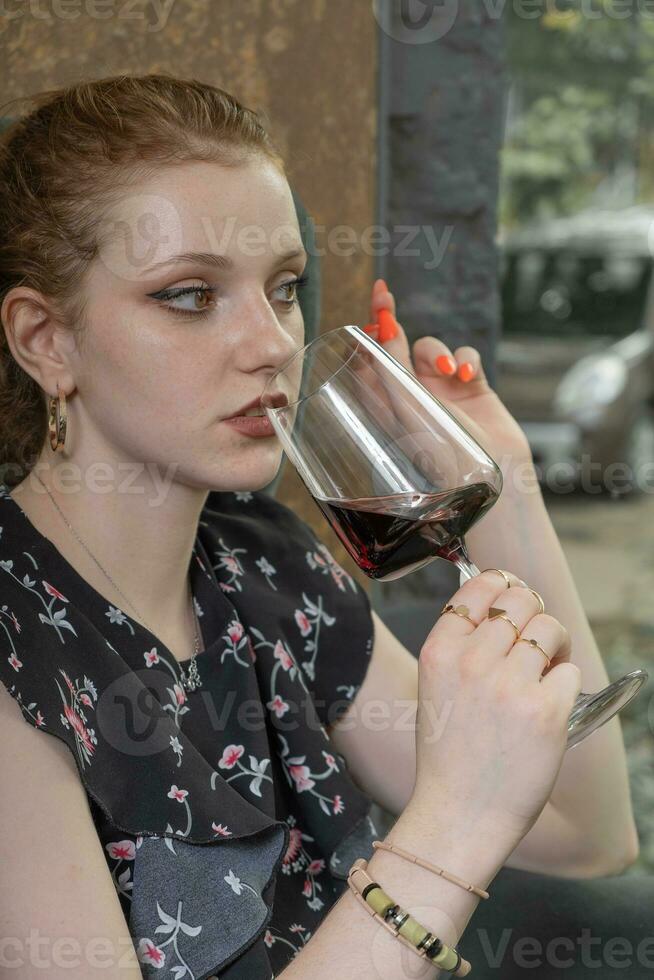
left=12, top=454, right=210, bottom=637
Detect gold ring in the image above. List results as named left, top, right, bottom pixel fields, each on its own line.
left=482, top=568, right=511, bottom=588
left=515, top=637, right=552, bottom=670
left=441, top=603, right=477, bottom=627
left=529, top=589, right=545, bottom=615
left=487, top=606, right=521, bottom=642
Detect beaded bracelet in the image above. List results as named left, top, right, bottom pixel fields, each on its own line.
left=371, top=840, right=490, bottom=900
left=347, top=858, right=472, bottom=977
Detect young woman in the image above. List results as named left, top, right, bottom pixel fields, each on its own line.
left=0, top=74, right=638, bottom=980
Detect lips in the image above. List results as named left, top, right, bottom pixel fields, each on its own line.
left=224, top=391, right=288, bottom=419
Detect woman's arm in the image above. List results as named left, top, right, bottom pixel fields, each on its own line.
left=280, top=791, right=516, bottom=979
left=287, top=568, right=584, bottom=978
left=465, top=458, right=639, bottom=871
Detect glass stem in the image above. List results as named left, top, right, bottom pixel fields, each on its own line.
left=451, top=537, right=481, bottom=582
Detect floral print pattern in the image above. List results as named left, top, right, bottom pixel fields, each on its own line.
left=56, top=669, right=98, bottom=769
left=0, top=485, right=376, bottom=978
left=293, top=592, right=336, bottom=682
left=306, top=542, right=357, bottom=594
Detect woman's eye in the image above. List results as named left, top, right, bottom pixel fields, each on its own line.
left=148, top=284, right=218, bottom=318
left=148, top=274, right=309, bottom=319
left=276, top=275, right=309, bottom=307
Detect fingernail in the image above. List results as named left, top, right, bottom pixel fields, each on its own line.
left=436, top=355, right=456, bottom=376
left=377, top=308, right=398, bottom=342
left=458, top=362, right=475, bottom=383
left=362, top=323, right=379, bottom=335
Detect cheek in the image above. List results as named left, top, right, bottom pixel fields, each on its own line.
left=85, top=311, right=218, bottom=400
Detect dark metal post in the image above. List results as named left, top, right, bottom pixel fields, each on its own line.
left=372, top=0, right=507, bottom=653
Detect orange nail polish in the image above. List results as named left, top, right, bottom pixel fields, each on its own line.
left=436, top=355, right=456, bottom=376
left=458, top=362, right=475, bottom=383
left=362, top=323, right=379, bottom=335
left=377, top=308, right=398, bottom=342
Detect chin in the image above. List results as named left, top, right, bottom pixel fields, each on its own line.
left=213, top=446, right=285, bottom=493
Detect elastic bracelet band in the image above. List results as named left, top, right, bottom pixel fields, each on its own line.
left=372, top=840, right=490, bottom=901
left=347, top=858, right=471, bottom=976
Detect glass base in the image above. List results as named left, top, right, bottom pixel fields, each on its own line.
left=567, top=669, right=648, bottom=749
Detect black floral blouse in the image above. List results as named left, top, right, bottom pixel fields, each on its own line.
left=0, top=483, right=380, bottom=979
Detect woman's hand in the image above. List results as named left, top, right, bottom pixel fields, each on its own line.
left=366, top=279, right=533, bottom=469
left=410, top=569, right=582, bottom=854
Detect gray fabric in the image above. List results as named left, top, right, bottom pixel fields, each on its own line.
left=329, top=809, right=380, bottom=881
left=129, top=826, right=286, bottom=979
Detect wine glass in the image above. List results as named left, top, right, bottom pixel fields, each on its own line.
left=261, top=325, right=648, bottom=748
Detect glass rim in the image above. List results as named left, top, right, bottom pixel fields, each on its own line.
left=261, top=324, right=367, bottom=412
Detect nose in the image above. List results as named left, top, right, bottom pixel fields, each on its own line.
left=237, top=294, right=302, bottom=373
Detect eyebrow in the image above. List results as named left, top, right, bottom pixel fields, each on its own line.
left=142, top=247, right=308, bottom=275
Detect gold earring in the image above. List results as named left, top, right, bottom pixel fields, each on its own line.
left=48, top=383, right=67, bottom=452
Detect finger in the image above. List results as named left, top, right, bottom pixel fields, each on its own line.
left=425, top=570, right=513, bottom=645
left=370, top=278, right=396, bottom=323
left=452, top=345, right=486, bottom=384
left=540, top=661, right=583, bottom=714
left=477, top=568, right=525, bottom=590
left=505, top=614, right=571, bottom=683
left=471, top=586, right=545, bottom=656
left=367, top=280, right=414, bottom=372
left=412, top=336, right=458, bottom=378
left=363, top=278, right=393, bottom=338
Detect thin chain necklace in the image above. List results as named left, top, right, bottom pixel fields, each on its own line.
left=32, top=472, right=203, bottom=692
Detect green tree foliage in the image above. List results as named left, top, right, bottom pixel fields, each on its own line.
left=501, top=1, right=654, bottom=226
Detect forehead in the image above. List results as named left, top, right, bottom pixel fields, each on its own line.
left=97, top=156, right=302, bottom=280
left=157, top=157, right=298, bottom=234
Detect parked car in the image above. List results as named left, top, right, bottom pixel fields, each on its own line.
left=496, top=207, right=654, bottom=494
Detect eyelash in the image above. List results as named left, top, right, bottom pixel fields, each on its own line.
left=149, top=274, right=310, bottom=320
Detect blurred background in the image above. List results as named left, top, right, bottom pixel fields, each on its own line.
left=499, top=7, right=654, bottom=877
left=1, top=0, right=652, bottom=872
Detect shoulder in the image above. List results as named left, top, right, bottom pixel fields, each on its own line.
left=0, top=684, right=141, bottom=976
left=0, top=676, right=77, bottom=773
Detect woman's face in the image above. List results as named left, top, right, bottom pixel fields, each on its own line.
left=70, top=155, right=307, bottom=493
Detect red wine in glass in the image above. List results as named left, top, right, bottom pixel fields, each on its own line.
left=312, top=482, right=499, bottom=582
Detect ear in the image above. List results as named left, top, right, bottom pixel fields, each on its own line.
left=1, top=286, right=77, bottom=398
